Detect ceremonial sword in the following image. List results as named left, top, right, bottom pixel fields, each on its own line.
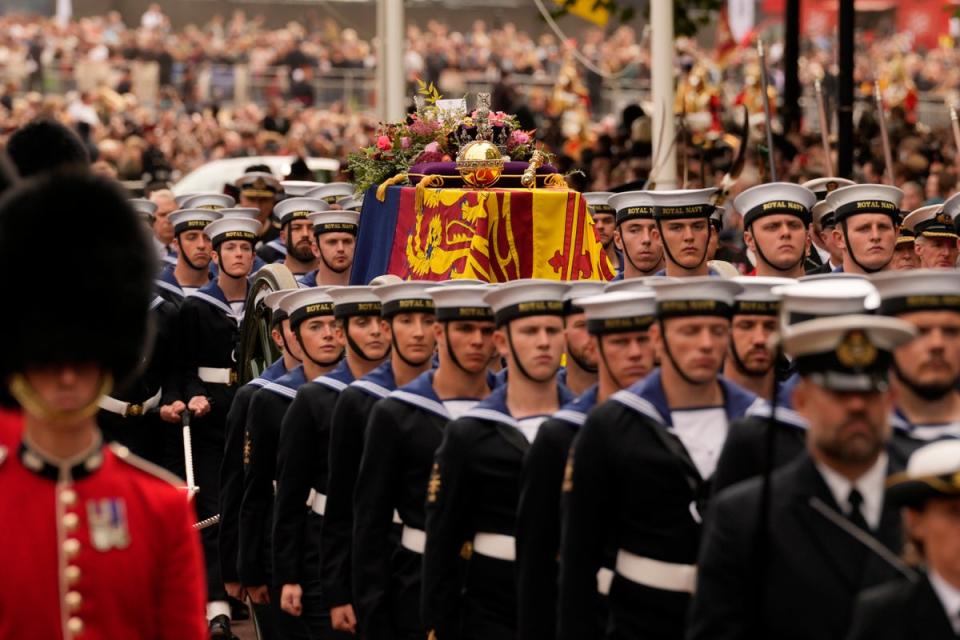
left=757, top=39, right=777, bottom=181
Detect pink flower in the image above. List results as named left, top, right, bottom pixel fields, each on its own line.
left=401, top=137, right=411, bottom=149
left=376, top=135, right=392, bottom=151
left=510, top=130, right=531, bottom=146
left=424, top=141, right=440, bottom=153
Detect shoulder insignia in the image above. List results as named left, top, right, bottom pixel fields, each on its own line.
left=426, top=462, right=441, bottom=504
left=109, top=443, right=183, bottom=487
left=562, top=454, right=575, bottom=493
left=459, top=540, right=473, bottom=560
left=243, top=432, right=252, bottom=467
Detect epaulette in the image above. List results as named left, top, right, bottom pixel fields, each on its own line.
left=110, top=442, right=184, bottom=487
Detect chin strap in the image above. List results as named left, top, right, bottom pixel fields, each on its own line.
left=657, top=319, right=701, bottom=386
left=596, top=337, right=624, bottom=391
left=317, top=245, right=350, bottom=274
left=728, top=337, right=775, bottom=379
left=344, top=317, right=388, bottom=362
left=294, top=330, right=344, bottom=368
left=444, top=324, right=471, bottom=374
left=9, top=373, right=113, bottom=423
left=566, top=339, right=598, bottom=374
left=656, top=219, right=711, bottom=273
left=750, top=223, right=806, bottom=274
left=619, top=226, right=665, bottom=276
left=388, top=319, right=433, bottom=368
left=840, top=219, right=891, bottom=274
left=506, top=325, right=558, bottom=384
left=892, top=362, right=959, bottom=402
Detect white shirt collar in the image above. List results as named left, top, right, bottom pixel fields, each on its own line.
left=814, top=452, right=888, bottom=530
left=929, top=570, right=960, bottom=634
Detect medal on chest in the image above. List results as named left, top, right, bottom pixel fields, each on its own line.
left=86, top=498, right=131, bottom=551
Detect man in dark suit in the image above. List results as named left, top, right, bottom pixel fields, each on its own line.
left=846, top=439, right=960, bottom=640
left=687, top=312, right=918, bottom=640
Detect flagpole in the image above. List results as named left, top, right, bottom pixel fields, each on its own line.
left=378, top=0, right=406, bottom=122
left=837, top=0, right=855, bottom=178
left=650, top=0, right=677, bottom=189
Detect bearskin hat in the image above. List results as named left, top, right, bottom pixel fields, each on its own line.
left=0, top=170, right=153, bottom=391
left=6, top=119, right=90, bottom=178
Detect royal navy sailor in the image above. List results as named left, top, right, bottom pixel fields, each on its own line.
left=157, top=208, right=221, bottom=303
left=560, top=281, right=606, bottom=395
left=300, top=209, right=360, bottom=288
left=733, top=182, right=816, bottom=278
left=272, top=197, right=326, bottom=277
left=626, top=188, right=720, bottom=277
left=802, top=177, right=855, bottom=274
left=607, top=191, right=666, bottom=279
left=825, top=184, right=904, bottom=274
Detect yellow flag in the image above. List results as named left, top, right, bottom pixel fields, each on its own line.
left=556, top=0, right=611, bottom=26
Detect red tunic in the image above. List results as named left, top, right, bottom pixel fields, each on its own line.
left=0, top=437, right=207, bottom=640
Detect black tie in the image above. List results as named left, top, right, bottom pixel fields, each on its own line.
left=846, top=488, right=869, bottom=531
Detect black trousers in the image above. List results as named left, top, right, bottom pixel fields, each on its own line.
left=606, top=575, right=691, bottom=640
left=194, top=410, right=227, bottom=605
left=461, top=554, right=517, bottom=640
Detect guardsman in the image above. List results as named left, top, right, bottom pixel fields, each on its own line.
left=891, top=218, right=920, bottom=270
left=301, top=209, right=360, bottom=287
left=353, top=284, right=496, bottom=639
left=723, top=276, right=792, bottom=400
left=847, top=440, right=960, bottom=640
left=872, top=270, right=960, bottom=440
left=734, top=182, right=816, bottom=278
left=826, top=184, right=904, bottom=274
left=240, top=288, right=341, bottom=638
left=273, top=286, right=390, bottom=637
left=517, top=289, right=657, bottom=640
left=158, top=208, right=221, bottom=302
left=178, top=215, right=260, bottom=637
left=688, top=314, right=917, bottom=640
left=584, top=191, right=621, bottom=273
left=423, top=280, right=573, bottom=639
left=560, top=281, right=606, bottom=395
left=559, top=277, right=757, bottom=640
left=802, top=177, right=855, bottom=274
left=220, top=289, right=303, bottom=612
left=272, top=197, right=326, bottom=276
left=323, top=282, right=437, bottom=634
left=607, top=191, right=666, bottom=279
left=903, top=201, right=959, bottom=269
left=0, top=171, right=207, bottom=638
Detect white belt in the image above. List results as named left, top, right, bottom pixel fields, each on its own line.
left=401, top=525, right=426, bottom=554
left=311, top=492, right=328, bottom=516
left=98, top=390, right=162, bottom=418
left=472, top=532, right=515, bottom=562
left=614, top=550, right=697, bottom=594
left=198, top=367, right=237, bottom=386
left=597, top=567, right=615, bottom=596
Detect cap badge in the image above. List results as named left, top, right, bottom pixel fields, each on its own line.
left=836, top=330, right=877, bottom=368
left=252, top=177, right=267, bottom=190
left=826, top=180, right=839, bottom=192
left=935, top=212, right=952, bottom=225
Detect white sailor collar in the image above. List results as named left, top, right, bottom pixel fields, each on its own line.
left=350, top=360, right=397, bottom=399
left=262, top=366, right=307, bottom=399
left=553, top=385, right=599, bottom=427
left=193, top=280, right=247, bottom=323
left=314, top=359, right=356, bottom=392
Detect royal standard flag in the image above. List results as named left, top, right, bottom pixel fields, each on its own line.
left=351, top=185, right=615, bottom=284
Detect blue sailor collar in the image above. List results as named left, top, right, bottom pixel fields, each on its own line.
left=267, top=238, right=287, bottom=255
left=654, top=266, right=722, bottom=277
left=156, top=264, right=184, bottom=299
left=462, top=383, right=576, bottom=428
left=299, top=269, right=319, bottom=288
left=744, top=373, right=808, bottom=431
left=613, top=368, right=763, bottom=428
left=314, top=359, right=356, bottom=392
left=350, top=360, right=397, bottom=399
left=557, top=366, right=568, bottom=388
left=390, top=370, right=490, bottom=421
left=193, top=279, right=247, bottom=323
left=553, top=385, right=599, bottom=427
left=889, top=408, right=960, bottom=439
left=243, top=358, right=288, bottom=390
left=262, top=366, right=307, bottom=399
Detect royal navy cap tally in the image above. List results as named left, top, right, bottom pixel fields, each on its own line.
left=280, top=287, right=337, bottom=326
left=274, top=197, right=328, bottom=226
left=327, top=286, right=382, bottom=319
left=734, top=182, right=816, bottom=228
left=887, top=440, right=960, bottom=507
left=651, top=276, right=743, bottom=319
left=732, top=276, right=793, bottom=316
left=781, top=314, right=916, bottom=391
left=609, top=188, right=717, bottom=226
left=774, top=278, right=880, bottom=325
left=219, top=207, right=261, bottom=219
left=577, top=291, right=657, bottom=335
left=262, top=288, right=299, bottom=323
left=280, top=180, right=323, bottom=197
left=871, top=269, right=960, bottom=316
left=801, top=177, right=855, bottom=201
left=373, top=281, right=436, bottom=318
left=425, top=284, right=494, bottom=322
left=179, top=192, right=236, bottom=210
left=305, top=182, right=355, bottom=202
left=563, top=281, right=607, bottom=315
left=168, top=208, right=222, bottom=235
left=902, top=204, right=958, bottom=240
left=129, top=198, right=158, bottom=220
left=607, top=191, right=654, bottom=225
left=604, top=277, right=660, bottom=295
left=308, top=210, right=360, bottom=236
left=203, top=217, right=260, bottom=246
left=236, top=172, right=280, bottom=198
left=338, top=195, right=363, bottom=212
left=825, top=184, right=904, bottom=225
left=483, top=279, right=570, bottom=327
left=584, top=192, right=615, bottom=216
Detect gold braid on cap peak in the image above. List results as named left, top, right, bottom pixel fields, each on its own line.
left=8, top=372, right=113, bottom=423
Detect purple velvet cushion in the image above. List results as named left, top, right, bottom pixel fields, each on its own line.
left=408, top=161, right=560, bottom=188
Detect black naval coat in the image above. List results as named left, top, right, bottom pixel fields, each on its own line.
left=218, top=358, right=288, bottom=586
left=238, top=366, right=306, bottom=588
left=558, top=370, right=762, bottom=640
left=155, top=264, right=187, bottom=305
left=516, top=386, right=598, bottom=640
left=272, top=361, right=355, bottom=589
left=321, top=361, right=397, bottom=608
left=353, top=371, right=484, bottom=639
left=422, top=383, right=575, bottom=640
left=97, top=294, right=181, bottom=466
left=845, top=574, right=958, bottom=640
left=686, top=454, right=906, bottom=640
